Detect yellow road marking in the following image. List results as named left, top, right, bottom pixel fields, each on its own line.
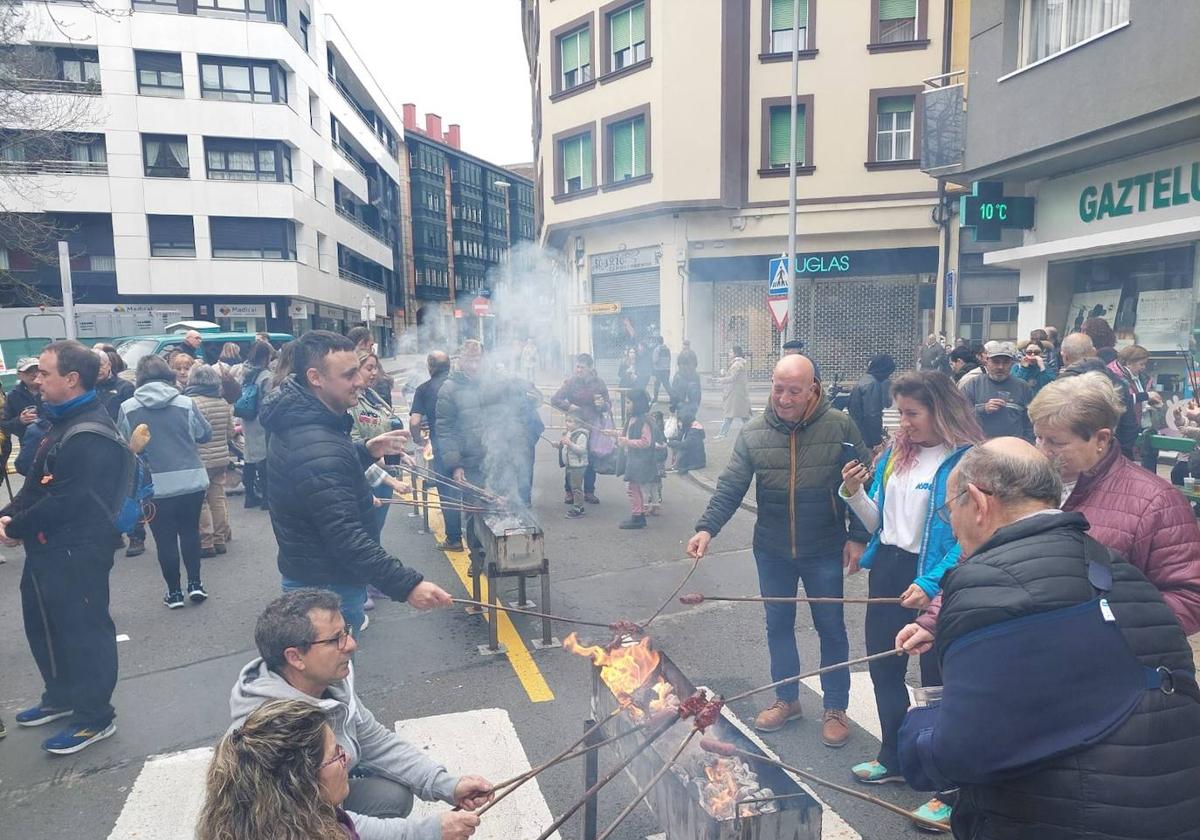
left=407, top=480, right=555, bottom=704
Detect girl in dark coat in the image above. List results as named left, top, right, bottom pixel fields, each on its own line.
left=618, top=390, right=656, bottom=530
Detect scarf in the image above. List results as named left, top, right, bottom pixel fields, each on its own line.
left=44, top=389, right=97, bottom=420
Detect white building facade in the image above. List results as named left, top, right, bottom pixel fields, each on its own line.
left=0, top=0, right=404, bottom=342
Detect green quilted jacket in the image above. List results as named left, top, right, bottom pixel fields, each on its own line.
left=696, top=399, right=871, bottom=559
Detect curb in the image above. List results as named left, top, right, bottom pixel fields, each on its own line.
left=683, top=469, right=759, bottom=515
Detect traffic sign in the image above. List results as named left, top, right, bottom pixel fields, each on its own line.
left=568, top=302, right=623, bottom=316
left=472, top=296, right=490, bottom=316
left=768, top=296, right=789, bottom=331
left=768, top=255, right=791, bottom=296
left=944, top=270, right=956, bottom=310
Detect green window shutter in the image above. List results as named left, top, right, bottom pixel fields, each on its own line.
left=769, top=105, right=805, bottom=167
left=563, top=137, right=581, bottom=182
left=632, top=116, right=646, bottom=175
left=631, top=3, right=645, bottom=43
left=771, top=0, right=793, bottom=30
left=581, top=133, right=593, bottom=187
left=561, top=31, right=578, bottom=74
left=612, top=121, right=633, bottom=179
left=878, top=95, right=914, bottom=115
left=611, top=9, right=631, bottom=53
left=579, top=26, right=591, bottom=67
left=879, top=0, right=916, bottom=20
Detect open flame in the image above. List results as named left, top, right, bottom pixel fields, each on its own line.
left=700, top=758, right=742, bottom=821
left=564, top=632, right=662, bottom=706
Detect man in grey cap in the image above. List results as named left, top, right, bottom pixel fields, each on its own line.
left=960, top=340, right=1034, bottom=442
left=1, top=357, right=42, bottom=439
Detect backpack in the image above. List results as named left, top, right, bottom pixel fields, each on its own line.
left=50, top=421, right=154, bottom=535
left=233, top=371, right=262, bottom=420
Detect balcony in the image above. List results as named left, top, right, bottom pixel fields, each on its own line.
left=0, top=159, right=107, bottom=175
left=338, top=265, right=384, bottom=290
left=335, top=143, right=367, bottom=176
left=414, top=283, right=451, bottom=301
left=0, top=76, right=101, bottom=95
left=920, top=72, right=967, bottom=176
left=335, top=204, right=390, bottom=245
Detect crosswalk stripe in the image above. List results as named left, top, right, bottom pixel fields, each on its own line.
left=395, top=708, right=561, bottom=839
left=801, top=670, right=913, bottom=742
left=107, top=747, right=213, bottom=840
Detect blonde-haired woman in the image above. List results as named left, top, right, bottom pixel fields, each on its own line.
left=1028, top=372, right=1200, bottom=634
left=197, top=699, right=357, bottom=840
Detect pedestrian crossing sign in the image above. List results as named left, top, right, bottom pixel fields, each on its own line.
left=769, top=256, right=791, bottom=295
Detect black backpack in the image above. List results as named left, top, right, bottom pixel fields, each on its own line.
left=47, top=422, right=154, bottom=535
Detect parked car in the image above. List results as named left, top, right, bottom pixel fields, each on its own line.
left=115, top=330, right=292, bottom=373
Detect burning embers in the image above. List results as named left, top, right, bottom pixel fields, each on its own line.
left=677, top=754, right=777, bottom=821
left=564, top=633, right=663, bottom=713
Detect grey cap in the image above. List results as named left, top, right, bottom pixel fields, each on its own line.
left=15, top=357, right=39, bottom=372
left=984, top=340, right=1018, bottom=359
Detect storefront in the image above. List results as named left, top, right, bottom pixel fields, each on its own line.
left=587, top=245, right=663, bottom=377
left=986, top=139, right=1200, bottom=398
left=688, top=247, right=939, bottom=380
left=316, top=303, right=349, bottom=334
left=213, top=302, right=267, bottom=334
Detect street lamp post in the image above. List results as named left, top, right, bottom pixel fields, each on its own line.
left=785, top=0, right=802, bottom=344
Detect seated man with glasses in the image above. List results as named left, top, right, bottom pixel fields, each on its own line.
left=231, top=590, right=493, bottom=840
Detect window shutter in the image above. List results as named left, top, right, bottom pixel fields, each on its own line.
left=769, top=106, right=804, bottom=167
left=879, top=0, right=916, bottom=20
left=632, top=116, right=646, bottom=175
left=771, top=0, right=793, bottom=29
left=561, top=31, right=578, bottom=74
left=878, top=95, right=914, bottom=114
left=631, top=3, right=645, bottom=44
left=563, top=137, right=581, bottom=182
left=581, top=133, right=593, bottom=187
left=612, top=121, right=633, bottom=179
left=794, top=106, right=806, bottom=164
left=149, top=215, right=194, bottom=244
left=137, top=51, right=183, bottom=73
left=579, top=27, right=591, bottom=66
left=611, top=9, right=631, bottom=53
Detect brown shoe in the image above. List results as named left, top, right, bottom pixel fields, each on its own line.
left=753, top=699, right=803, bottom=732
left=821, top=709, right=850, bottom=748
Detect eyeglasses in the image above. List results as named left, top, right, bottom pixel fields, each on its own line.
left=935, top=485, right=994, bottom=524
left=319, top=744, right=348, bottom=771
left=305, top=629, right=352, bottom=651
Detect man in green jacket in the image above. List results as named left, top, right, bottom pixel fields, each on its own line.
left=688, top=354, right=871, bottom=747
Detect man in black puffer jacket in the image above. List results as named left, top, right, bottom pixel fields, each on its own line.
left=262, top=331, right=451, bottom=634
left=896, top=438, right=1200, bottom=840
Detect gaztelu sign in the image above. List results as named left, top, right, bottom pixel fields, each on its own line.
left=1079, top=162, right=1200, bottom=223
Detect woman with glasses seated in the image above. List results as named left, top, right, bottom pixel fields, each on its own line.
left=837, top=371, right=983, bottom=829
left=197, top=698, right=358, bottom=839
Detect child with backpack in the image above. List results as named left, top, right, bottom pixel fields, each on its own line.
left=617, top=391, right=656, bottom=530
left=557, top=408, right=590, bottom=519
left=646, top=410, right=668, bottom=516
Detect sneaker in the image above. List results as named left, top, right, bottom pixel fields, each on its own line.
left=584, top=493, right=600, bottom=504
left=214, top=544, right=228, bottom=555
left=911, top=797, right=953, bottom=833
left=125, top=539, right=145, bottom=558
left=0, top=717, right=6, bottom=738
left=363, top=596, right=376, bottom=612
left=187, top=581, right=208, bottom=603
left=164, top=590, right=185, bottom=609
left=200, top=547, right=217, bottom=559
left=564, top=491, right=574, bottom=505
left=436, top=537, right=464, bottom=550
left=618, top=515, right=647, bottom=530
left=851, top=760, right=904, bottom=784
left=753, top=699, right=803, bottom=732
left=822, top=709, right=851, bottom=748
left=566, top=506, right=585, bottom=519
left=42, top=721, right=116, bottom=756
left=15, top=704, right=73, bottom=727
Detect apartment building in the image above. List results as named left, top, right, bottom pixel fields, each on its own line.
left=0, top=0, right=403, bottom=345
left=398, top=107, right=536, bottom=349
left=939, top=0, right=1200, bottom=394
left=522, top=0, right=948, bottom=377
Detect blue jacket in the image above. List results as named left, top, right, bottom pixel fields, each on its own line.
left=119, top=381, right=212, bottom=499
left=857, top=444, right=971, bottom=597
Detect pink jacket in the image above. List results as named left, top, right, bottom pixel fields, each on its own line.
left=918, top=448, right=1200, bottom=636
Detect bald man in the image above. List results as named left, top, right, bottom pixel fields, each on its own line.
left=1057, top=333, right=1138, bottom=457
left=689, top=354, right=871, bottom=745
left=895, top=438, right=1200, bottom=839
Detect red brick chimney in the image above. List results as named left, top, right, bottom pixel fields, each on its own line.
left=444, top=124, right=461, bottom=149
left=425, top=113, right=442, bottom=139
left=402, top=103, right=417, bottom=131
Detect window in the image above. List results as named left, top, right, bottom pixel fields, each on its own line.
left=142, top=134, right=188, bottom=178
left=57, top=49, right=99, bottom=84
left=66, top=135, right=106, bottom=165
left=196, top=0, right=285, bottom=22
left=308, top=93, right=320, bottom=130
left=608, top=114, right=646, bottom=182
left=1022, top=0, right=1129, bottom=65
left=133, top=0, right=180, bottom=8
left=559, top=26, right=592, bottom=91
left=877, top=0, right=917, bottom=43
left=199, top=56, right=287, bottom=103
left=210, top=217, right=296, bottom=259
left=988, top=306, right=1019, bottom=340
left=958, top=306, right=984, bottom=342
left=769, top=104, right=806, bottom=167
left=316, top=231, right=331, bottom=271
left=313, top=162, right=323, bottom=201
left=769, top=0, right=808, bottom=52
left=875, top=95, right=914, bottom=161
left=147, top=215, right=196, bottom=257
left=204, top=138, right=292, bottom=182
left=558, top=131, right=593, bottom=194
left=608, top=3, right=646, bottom=70
left=299, top=13, right=310, bottom=52
left=135, top=51, right=183, bottom=97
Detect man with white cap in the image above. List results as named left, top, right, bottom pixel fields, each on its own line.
left=959, top=340, right=1034, bottom=442
left=1, top=357, right=42, bottom=440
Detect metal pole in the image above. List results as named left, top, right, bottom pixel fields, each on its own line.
left=57, top=241, right=76, bottom=340
left=784, top=0, right=801, bottom=343
left=582, top=718, right=600, bottom=840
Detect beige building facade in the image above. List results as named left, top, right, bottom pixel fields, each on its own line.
left=523, top=0, right=950, bottom=378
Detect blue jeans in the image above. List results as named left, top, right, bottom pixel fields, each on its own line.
left=754, top=548, right=850, bottom=709
left=281, top=577, right=368, bottom=636
left=370, top=482, right=393, bottom=543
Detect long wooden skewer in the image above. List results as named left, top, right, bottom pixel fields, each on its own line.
left=449, top=597, right=621, bottom=630
left=641, top=555, right=701, bottom=629
left=594, top=729, right=699, bottom=840
left=681, top=592, right=903, bottom=606
left=700, top=739, right=947, bottom=833
left=383, top=498, right=493, bottom=513
left=723, top=649, right=905, bottom=705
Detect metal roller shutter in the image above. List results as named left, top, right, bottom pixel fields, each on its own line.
left=591, top=268, right=660, bottom=309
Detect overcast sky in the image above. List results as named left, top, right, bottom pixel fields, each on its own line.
left=325, top=0, right=534, bottom=165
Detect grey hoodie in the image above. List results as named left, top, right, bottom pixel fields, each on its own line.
left=118, top=381, right=211, bottom=498
left=230, top=658, right=458, bottom=840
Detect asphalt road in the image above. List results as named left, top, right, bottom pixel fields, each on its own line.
left=0, top=403, right=933, bottom=840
